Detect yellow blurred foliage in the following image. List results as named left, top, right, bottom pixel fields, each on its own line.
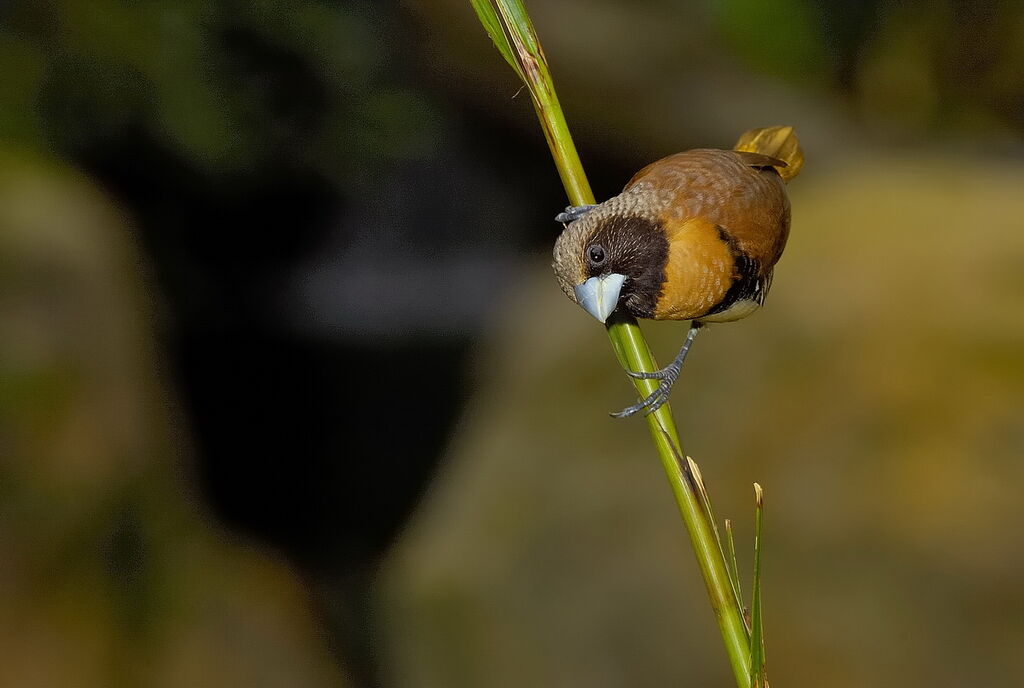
left=382, top=152, right=1024, bottom=688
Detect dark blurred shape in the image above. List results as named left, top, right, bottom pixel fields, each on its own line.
left=177, top=330, right=469, bottom=565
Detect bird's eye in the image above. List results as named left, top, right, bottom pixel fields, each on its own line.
left=587, top=244, right=606, bottom=266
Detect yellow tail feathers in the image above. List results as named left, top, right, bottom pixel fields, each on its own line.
left=734, top=125, right=803, bottom=183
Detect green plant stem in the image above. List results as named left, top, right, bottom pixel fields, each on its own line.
left=471, top=2, right=753, bottom=685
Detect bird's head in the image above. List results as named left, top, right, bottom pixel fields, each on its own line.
left=552, top=205, right=669, bottom=323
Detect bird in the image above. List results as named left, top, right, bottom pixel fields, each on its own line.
left=551, top=126, right=803, bottom=418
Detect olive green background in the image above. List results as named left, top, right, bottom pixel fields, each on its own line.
left=2, top=1, right=1023, bottom=686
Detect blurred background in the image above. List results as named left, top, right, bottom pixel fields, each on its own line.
left=1, top=1, right=1023, bottom=686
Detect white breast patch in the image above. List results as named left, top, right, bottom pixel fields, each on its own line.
left=698, top=298, right=761, bottom=323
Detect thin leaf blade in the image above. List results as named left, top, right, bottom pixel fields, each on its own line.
left=469, top=0, right=521, bottom=76
left=724, top=518, right=746, bottom=630
left=750, top=483, right=768, bottom=687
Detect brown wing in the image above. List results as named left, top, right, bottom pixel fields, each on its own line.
left=624, top=149, right=790, bottom=269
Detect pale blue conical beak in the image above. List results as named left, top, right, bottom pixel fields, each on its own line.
left=573, top=273, right=626, bottom=323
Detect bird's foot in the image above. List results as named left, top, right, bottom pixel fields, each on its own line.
left=610, top=365, right=680, bottom=418
left=625, top=368, right=671, bottom=380
left=610, top=322, right=703, bottom=419
left=555, top=204, right=597, bottom=224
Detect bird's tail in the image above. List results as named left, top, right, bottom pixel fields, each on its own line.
left=734, top=126, right=803, bottom=183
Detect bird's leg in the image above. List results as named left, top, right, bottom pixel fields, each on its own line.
left=611, top=322, right=703, bottom=418
left=555, top=204, right=598, bottom=224
left=624, top=322, right=702, bottom=381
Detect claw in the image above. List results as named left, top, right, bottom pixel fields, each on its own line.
left=625, top=368, right=667, bottom=380
left=610, top=383, right=671, bottom=418
left=555, top=204, right=598, bottom=224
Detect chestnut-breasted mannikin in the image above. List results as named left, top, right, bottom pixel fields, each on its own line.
left=552, top=126, right=803, bottom=417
